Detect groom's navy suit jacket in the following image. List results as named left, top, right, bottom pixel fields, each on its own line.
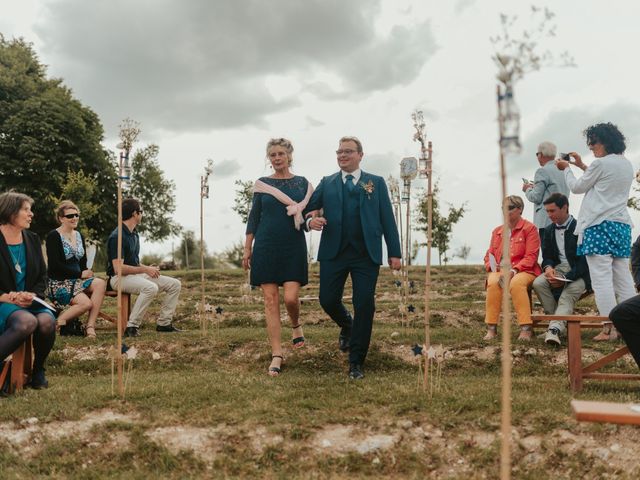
left=305, top=171, right=401, bottom=264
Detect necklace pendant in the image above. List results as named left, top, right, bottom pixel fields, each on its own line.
left=15, top=262, right=22, bottom=274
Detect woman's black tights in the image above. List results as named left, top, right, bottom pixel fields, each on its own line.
left=0, top=310, right=55, bottom=372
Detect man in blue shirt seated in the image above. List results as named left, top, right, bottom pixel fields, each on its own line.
left=106, top=198, right=182, bottom=337
left=532, top=193, right=590, bottom=346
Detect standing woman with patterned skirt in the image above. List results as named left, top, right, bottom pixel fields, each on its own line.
left=0, top=191, right=56, bottom=389
left=556, top=122, right=636, bottom=340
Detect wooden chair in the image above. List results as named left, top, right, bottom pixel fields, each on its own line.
left=571, top=399, right=640, bottom=425
left=97, top=291, right=131, bottom=331
left=0, top=335, right=33, bottom=394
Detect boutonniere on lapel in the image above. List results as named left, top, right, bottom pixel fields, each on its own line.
left=359, top=180, right=374, bottom=199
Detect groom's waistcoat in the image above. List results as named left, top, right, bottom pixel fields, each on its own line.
left=340, top=179, right=366, bottom=254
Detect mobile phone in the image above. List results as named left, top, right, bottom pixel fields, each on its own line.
left=522, top=177, right=532, bottom=184
left=560, top=153, right=571, bottom=161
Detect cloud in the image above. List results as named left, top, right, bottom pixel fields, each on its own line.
left=305, top=116, right=325, bottom=128
left=212, top=159, right=242, bottom=179
left=511, top=102, right=640, bottom=173
left=33, top=0, right=437, bottom=134
left=363, top=152, right=400, bottom=179
left=454, top=0, right=476, bottom=15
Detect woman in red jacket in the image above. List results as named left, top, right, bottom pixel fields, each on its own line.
left=483, top=195, right=542, bottom=341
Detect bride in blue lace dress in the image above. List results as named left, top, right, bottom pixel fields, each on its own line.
left=243, top=138, right=314, bottom=376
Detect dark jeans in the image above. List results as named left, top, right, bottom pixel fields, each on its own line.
left=610, top=294, right=640, bottom=369
left=319, top=247, right=380, bottom=366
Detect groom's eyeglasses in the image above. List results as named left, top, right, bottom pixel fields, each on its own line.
left=336, top=149, right=356, bottom=155
left=63, top=213, right=80, bottom=219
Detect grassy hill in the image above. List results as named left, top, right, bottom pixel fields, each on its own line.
left=1, top=265, right=639, bottom=479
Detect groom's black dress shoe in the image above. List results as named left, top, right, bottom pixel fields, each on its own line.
left=348, top=363, right=364, bottom=380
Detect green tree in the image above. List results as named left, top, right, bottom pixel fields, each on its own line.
left=232, top=179, right=253, bottom=224
left=129, top=144, right=181, bottom=241
left=415, top=181, right=467, bottom=266
left=0, top=36, right=117, bottom=239
left=177, top=230, right=217, bottom=269
left=218, top=240, right=244, bottom=268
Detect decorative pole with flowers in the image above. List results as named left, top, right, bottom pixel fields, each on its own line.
left=200, top=159, right=214, bottom=335
left=115, top=118, right=140, bottom=400
left=412, top=110, right=434, bottom=393
left=399, top=156, right=418, bottom=325
left=491, top=7, right=574, bottom=479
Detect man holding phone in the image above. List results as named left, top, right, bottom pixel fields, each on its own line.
left=522, top=141, right=570, bottom=245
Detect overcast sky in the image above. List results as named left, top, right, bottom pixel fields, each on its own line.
left=2, top=0, right=640, bottom=264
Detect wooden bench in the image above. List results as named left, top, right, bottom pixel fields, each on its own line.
left=97, top=291, right=131, bottom=331
left=532, top=314, right=640, bottom=392
left=571, top=399, right=640, bottom=425
left=0, top=335, right=33, bottom=394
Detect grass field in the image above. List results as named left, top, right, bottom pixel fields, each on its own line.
left=1, top=265, right=639, bottom=479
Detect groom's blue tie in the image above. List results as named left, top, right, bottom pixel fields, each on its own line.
left=345, top=174, right=355, bottom=194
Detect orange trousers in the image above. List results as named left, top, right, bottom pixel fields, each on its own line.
left=484, top=271, right=535, bottom=326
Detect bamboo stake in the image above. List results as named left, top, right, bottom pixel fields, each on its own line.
left=497, top=84, right=513, bottom=480
left=115, top=153, right=124, bottom=400
left=200, top=175, right=206, bottom=335
left=396, top=188, right=406, bottom=329
left=423, top=141, right=433, bottom=393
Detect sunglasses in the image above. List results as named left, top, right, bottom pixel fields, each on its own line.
left=507, top=205, right=519, bottom=211
left=63, top=213, right=80, bottom=219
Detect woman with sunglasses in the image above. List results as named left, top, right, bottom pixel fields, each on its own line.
left=0, top=191, right=56, bottom=389
left=45, top=200, right=106, bottom=339
left=556, top=122, right=636, bottom=341
left=483, top=195, right=542, bottom=341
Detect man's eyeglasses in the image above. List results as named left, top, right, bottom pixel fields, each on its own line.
left=63, top=213, right=80, bottom=219
left=507, top=205, right=518, bottom=211
left=336, top=149, right=357, bottom=155
left=535, top=152, right=542, bottom=156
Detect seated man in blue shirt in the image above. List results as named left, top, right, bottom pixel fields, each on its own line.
left=106, top=198, right=182, bottom=337
left=532, top=193, right=590, bottom=346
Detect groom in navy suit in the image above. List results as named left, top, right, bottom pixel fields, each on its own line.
left=307, top=136, right=402, bottom=379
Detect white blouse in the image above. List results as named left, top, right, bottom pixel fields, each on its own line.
left=564, top=153, right=634, bottom=236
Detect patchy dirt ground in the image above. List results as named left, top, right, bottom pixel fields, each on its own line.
left=1, top=409, right=639, bottom=476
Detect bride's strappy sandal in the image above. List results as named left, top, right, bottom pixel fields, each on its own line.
left=268, top=355, right=283, bottom=377
left=291, top=324, right=305, bottom=349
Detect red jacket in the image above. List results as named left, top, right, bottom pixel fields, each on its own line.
left=484, top=218, right=542, bottom=276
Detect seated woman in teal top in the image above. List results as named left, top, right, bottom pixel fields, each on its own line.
left=0, top=191, right=56, bottom=390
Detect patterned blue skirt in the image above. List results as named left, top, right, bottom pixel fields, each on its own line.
left=46, top=277, right=95, bottom=308
left=577, top=221, right=632, bottom=257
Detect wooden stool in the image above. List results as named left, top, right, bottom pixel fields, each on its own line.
left=97, top=291, right=131, bottom=331
left=571, top=399, right=640, bottom=425
left=532, top=314, right=640, bottom=392
left=0, top=335, right=33, bottom=394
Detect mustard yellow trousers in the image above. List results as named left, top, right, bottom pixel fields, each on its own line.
left=484, top=271, right=535, bottom=326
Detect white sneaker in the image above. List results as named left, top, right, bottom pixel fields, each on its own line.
left=545, top=329, right=561, bottom=346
